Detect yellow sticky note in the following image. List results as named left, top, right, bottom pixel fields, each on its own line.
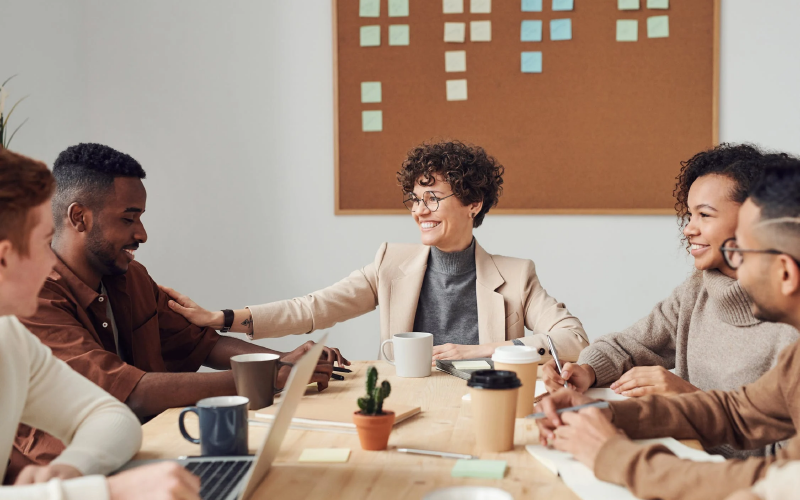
left=445, top=51, right=466, bottom=72
left=446, top=80, right=467, bottom=101
left=470, top=20, right=491, bottom=42
left=452, top=360, right=491, bottom=370
left=443, top=0, right=464, bottom=14
left=616, top=19, right=638, bottom=42
left=618, top=0, right=639, bottom=10
left=647, top=15, right=669, bottom=38
left=299, top=448, right=351, bottom=463
left=470, top=0, right=491, bottom=14
left=444, top=22, right=466, bottom=43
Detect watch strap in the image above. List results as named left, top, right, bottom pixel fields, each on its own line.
left=220, top=309, right=234, bottom=332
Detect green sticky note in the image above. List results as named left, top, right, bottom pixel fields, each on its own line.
left=451, top=460, right=507, bottom=479
left=616, top=19, right=638, bottom=41
left=299, top=448, right=351, bottom=463
left=389, top=24, right=410, bottom=46
left=647, top=15, right=669, bottom=38
left=360, top=25, right=381, bottom=47
left=362, top=110, right=383, bottom=132
left=388, top=0, right=410, bottom=17
left=452, top=361, right=491, bottom=370
left=647, top=0, right=669, bottom=9
left=618, top=0, right=639, bottom=10
left=361, top=82, right=382, bottom=103
left=359, top=0, right=380, bottom=17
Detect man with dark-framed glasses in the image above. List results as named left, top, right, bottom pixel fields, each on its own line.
left=533, top=155, right=800, bottom=500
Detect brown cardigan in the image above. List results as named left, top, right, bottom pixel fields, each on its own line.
left=594, top=339, right=800, bottom=500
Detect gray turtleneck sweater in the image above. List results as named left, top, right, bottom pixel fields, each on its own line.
left=413, top=240, right=479, bottom=346
left=578, top=269, right=799, bottom=458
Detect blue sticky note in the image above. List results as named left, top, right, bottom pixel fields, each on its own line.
left=521, top=20, right=543, bottom=42
left=521, top=52, right=542, bottom=73
left=552, top=0, right=573, bottom=11
left=522, top=0, right=543, bottom=11
left=451, top=460, right=507, bottom=479
left=550, top=18, right=572, bottom=40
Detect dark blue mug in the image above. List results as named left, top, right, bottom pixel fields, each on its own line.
left=179, top=396, right=249, bottom=456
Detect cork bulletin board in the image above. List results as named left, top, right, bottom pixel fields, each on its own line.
left=333, top=0, right=720, bottom=214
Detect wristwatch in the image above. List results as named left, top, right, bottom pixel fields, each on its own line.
left=220, top=309, right=234, bottom=333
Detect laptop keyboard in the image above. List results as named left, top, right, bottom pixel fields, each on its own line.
left=185, top=460, right=253, bottom=500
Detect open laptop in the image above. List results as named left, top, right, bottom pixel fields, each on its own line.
left=118, top=332, right=330, bottom=500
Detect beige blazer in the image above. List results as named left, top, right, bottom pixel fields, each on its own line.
left=248, top=240, right=589, bottom=360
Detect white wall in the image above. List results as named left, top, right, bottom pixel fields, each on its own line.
left=2, top=1, right=799, bottom=361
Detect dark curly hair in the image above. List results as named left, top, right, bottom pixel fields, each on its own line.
left=673, top=143, right=765, bottom=249
left=750, top=154, right=800, bottom=221
left=52, top=143, right=146, bottom=231
left=396, top=141, right=504, bottom=228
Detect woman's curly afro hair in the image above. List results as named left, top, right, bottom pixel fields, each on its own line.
left=396, top=141, right=504, bottom=228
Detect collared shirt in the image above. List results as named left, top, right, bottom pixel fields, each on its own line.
left=8, top=256, right=220, bottom=481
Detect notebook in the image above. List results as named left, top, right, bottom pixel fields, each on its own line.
left=255, top=398, right=420, bottom=428
left=436, top=358, right=494, bottom=380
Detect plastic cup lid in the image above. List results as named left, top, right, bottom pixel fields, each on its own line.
left=467, top=370, right=521, bottom=390
left=491, top=346, right=541, bottom=364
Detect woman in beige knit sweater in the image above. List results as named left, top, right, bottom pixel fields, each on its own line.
left=541, top=144, right=798, bottom=456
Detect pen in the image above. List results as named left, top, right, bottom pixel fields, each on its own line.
left=331, top=373, right=345, bottom=381
left=397, top=448, right=475, bottom=460
left=332, top=366, right=352, bottom=373
left=547, top=335, right=569, bottom=389
left=526, top=400, right=610, bottom=420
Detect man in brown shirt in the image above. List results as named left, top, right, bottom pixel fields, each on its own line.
left=9, top=143, right=347, bottom=482
left=535, top=156, right=800, bottom=500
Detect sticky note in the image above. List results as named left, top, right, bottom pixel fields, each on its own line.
left=618, top=0, right=639, bottom=10
left=521, top=51, right=542, bottom=73
left=446, top=79, right=467, bottom=101
left=552, top=0, right=573, bottom=11
left=451, top=459, right=507, bottom=479
left=362, top=110, right=383, bottom=132
left=616, top=19, right=638, bottom=41
left=388, top=0, right=410, bottom=17
left=360, top=25, right=381, bottom=47
left=452, top=360, right=491, bottom=370
left=361, top=82, right=382, bottom=103
left=359, top=0, right=380, bottom=18
left=647, top=0, right=669, bottom=8
left=522, top=0, right=543, bottom=12
left=647, top=15, right=669, bottom=38
left=470, top=20, right=491, bottom=42
left=521, top=20, right=543, bottom=42
left=445, top=51, right=467, bottom=72
left=470, top=0, right=491, bottom=14
left=298, top=448, right=351, bottom=463
left=444, top=22, right=466, bottom=43
left=389, top=24, right=410, bottom=45
left=443, top=0, right=464, bottom=14
left=550, top=19, right=572, bottom=41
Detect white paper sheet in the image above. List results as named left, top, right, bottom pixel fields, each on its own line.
left=526, top=438, right=724, bottom=500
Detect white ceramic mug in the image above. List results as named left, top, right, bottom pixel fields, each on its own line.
left=380, top=332, right=433, bottom=378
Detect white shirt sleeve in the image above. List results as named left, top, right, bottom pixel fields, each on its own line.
left=0, top=476, right=109, bottom=500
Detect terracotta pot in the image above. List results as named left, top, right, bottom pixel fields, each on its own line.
left=352, top=410, right=395, bottom=450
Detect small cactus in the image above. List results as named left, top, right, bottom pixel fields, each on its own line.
left=357, top=366, right=392, bottom=415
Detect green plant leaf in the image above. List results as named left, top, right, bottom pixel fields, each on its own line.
left=1, top=74, right=18, bottom=89
left=6, top=118, right=28, bottom=149
left=3, top=96, right=28, bottom=128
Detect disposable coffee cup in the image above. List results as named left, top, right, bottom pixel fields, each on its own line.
left=492, top=346, right=542, bottom=418
left=467, top=370, right=521, bottom=452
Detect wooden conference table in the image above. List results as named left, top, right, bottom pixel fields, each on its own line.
left=137, top=361, right=667, bottom=499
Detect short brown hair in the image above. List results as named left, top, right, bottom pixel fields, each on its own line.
left=0, top=148, right=56, bottom=255
left=397, top=141, right=504, bottom=228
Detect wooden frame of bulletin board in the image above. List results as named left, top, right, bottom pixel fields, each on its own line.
left=333, top=0, right=720, bottom=215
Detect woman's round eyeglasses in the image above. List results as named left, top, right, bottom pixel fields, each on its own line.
left=403, top=191, right=455, bottom=212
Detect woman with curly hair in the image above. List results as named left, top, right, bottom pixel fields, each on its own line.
left=541, top=143, right=798, bottom=458
left=161, top=141, right=589, bottom=363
